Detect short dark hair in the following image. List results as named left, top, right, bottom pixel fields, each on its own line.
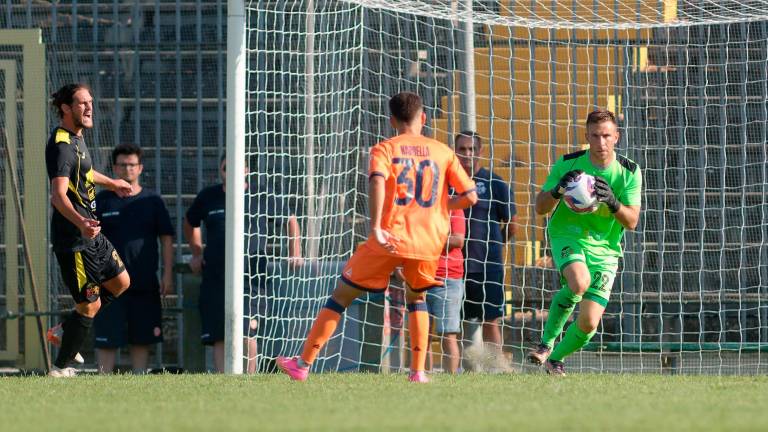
left=112, top=144, right=143, bottom=165
left=388, top=92, right=423, bottom=123
left=586, top=109, right=617, bottom=127
left=51, top=83, right=91, bottom=119
left=455, top=130, right=481, bottom=149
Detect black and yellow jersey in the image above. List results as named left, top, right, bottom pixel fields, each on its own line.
left=45, top=126, right=97, bottom=252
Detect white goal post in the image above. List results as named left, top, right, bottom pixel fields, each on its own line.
left=225, top=0, right=246, bottom=374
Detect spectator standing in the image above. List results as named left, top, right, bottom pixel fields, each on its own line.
left=184, top=156, right=302, bottom=373
left=93, top=144, right=174, bottom=374
left=425, top=208, right=466, bottom=373
left=454, top=131, right=516, bottom=358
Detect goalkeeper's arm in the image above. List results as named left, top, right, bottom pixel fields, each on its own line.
left=594, top=177, right=640, bottom=230
left=535, top=170, right=582, bottom=215
left=612, top=204, right=640, bottom=230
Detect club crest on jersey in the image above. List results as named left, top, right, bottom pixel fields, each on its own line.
left=476, top=181, right=486, bottom=195
left=561, top=246, right=574, bottom=259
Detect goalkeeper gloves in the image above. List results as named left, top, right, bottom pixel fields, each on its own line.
left=594, top=176, right=621, bottom=213
left=549, top=170, right=583, bottom=200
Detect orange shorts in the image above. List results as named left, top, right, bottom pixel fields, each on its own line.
left=340, top=242, right=442, bottom=292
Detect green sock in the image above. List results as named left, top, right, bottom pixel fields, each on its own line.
left=541, top=286, right=582, bottom=347
left=549, top=323, right=596, bottom=362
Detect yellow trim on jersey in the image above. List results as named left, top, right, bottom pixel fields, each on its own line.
left=86, top=169, right=95, bottom=201
left=74, top=251, right=87, bottom=291
left=70, top=144, right=88, bottom=209
left=55, top=128, right=70, bottom=144
left=57, top=129, right=91, bottom=210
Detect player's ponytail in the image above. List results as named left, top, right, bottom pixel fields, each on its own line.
left=51, top=83, right=91, bottom=118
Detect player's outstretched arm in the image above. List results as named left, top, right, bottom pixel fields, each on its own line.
left=91, top=169, right=132, bottom=197
left=535, top=169, right=583, bottom=215
left=447, top=190, right=478, bottom=210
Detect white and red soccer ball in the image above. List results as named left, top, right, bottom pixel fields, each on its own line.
left=563, top=173, right=598, bottom=213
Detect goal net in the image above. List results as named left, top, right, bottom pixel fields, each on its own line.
left=244, top=0, right=768, bottom=374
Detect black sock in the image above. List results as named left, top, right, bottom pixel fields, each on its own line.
left=99, top=290, right=117, bottom=310
left=53, top=311, right=93, bottom=368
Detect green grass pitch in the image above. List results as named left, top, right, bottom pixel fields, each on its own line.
left=1, top=373, right=766, bottom=431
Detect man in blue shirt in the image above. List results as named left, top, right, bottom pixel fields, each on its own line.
left=184, top=156, right=303, bottom=373
left=93, top=144, right=174, bottom=373
left=455, top=131, right=516, bottom=356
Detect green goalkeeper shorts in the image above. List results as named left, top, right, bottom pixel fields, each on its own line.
left=550, top=237, right=619, bottom=307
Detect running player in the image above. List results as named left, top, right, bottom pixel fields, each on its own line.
left=277, top=92, right=478, bottom=383
left=528, top=109, right=642, bottom=375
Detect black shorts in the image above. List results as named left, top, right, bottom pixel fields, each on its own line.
left=463, top=271, right=505, bottom=321
left=93, top=288, right=163, bottom=348
left=55, top=234, right=125, bottom=304
left=199, top=272, right=267, bottom=345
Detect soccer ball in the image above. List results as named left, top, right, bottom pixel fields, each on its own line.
left=563, top=173, right=598, bottom=213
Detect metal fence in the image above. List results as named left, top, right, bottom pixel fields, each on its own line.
left=1, top=0, right=228, bottom=370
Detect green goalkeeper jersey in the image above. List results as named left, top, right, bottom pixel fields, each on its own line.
left=542, top=149, right=642, bottom=258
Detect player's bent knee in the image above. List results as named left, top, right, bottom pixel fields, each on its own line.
left=75, top=298, right=101, bottom=318
left=104, top=271, right=131, bottom=297
left=577, top=314, right=600, bottom=334
left=330, top=283, right=360, bottom=308
left=563, top=266, right=591, bottom=296
left=578, top=320, right=599, bottom=334
left=568, top=281, right=590, bottom=296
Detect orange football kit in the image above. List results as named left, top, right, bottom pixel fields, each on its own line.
left=341, top=134, right=476, bottom=291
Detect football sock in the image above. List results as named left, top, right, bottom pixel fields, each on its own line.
left=407, top=302, right=430, bottom=372
left=541, top=286, right=582, bottom=348
left=53, top=311, right=93, bottom=368
left=549, top=323, right=596, bottom=362
left=300, top=298, right=345, bottom=365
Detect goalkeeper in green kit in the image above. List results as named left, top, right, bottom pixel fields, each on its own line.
left=529, top=110, right=642, bottom=375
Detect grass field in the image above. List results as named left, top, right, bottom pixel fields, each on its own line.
left=1, top=373, right=766, bottom=431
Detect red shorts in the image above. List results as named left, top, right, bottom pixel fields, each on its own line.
left=340, top=243, right=441, bottom=292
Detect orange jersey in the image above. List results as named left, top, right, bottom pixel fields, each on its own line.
left=368, top=134, right=476, bottom=260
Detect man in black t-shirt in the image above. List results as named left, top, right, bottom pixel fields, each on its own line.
left=93, top=144, right=174, bottom=374
left=45, top=83, right=133, bottom=377
left=184, top=156, right=303, bottom=373
left=455, top=131, right=516, bottom=363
